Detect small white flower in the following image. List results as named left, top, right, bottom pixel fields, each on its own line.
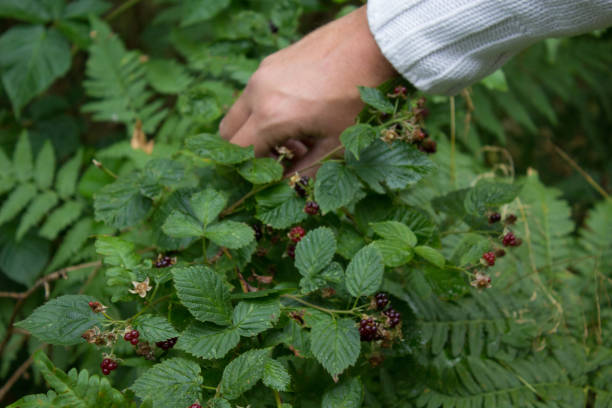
left=129, top=277, right=153, bottom=298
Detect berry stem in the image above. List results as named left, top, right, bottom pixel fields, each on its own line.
left=274, top=390, right=283, bottom=408
left=220, top=184, right=271, bottom=218
left=128, top=295, right=172, bottom=323
left=201, top=384, right=217, bottom=391
left=281, top=294, right=358, bottom=315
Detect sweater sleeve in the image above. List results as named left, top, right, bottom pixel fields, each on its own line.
left=367, top=0, right=612, bottom=95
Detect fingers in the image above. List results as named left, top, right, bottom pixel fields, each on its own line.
left=288, top=137, right=343, bottom=177
left=219, top=95, right=250, bottom=140
left=229, top=117, right=272, bottom=157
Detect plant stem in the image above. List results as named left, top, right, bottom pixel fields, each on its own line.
left=202, top=385, right=218, bottom=391
left=105, top=0, right=143, bottom=21
left=274, top=390, right=283, bottom=408
left=128, top=295, right=171, bottom=323
left=449, top=96, right=457, bottom=188
left=281, top=294, right=357, bottom=315
left=220, top=184, right=270, bottom=218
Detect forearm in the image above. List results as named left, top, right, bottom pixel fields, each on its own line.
left=367, top=0, right=612, bottom=95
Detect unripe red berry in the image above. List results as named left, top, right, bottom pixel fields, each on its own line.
left=190, top=404, right=202, bottom=408
left=102, top=367, right=111, bottom=375
left=107, top=360, right=118, bottom=370
left=502, top=232, right=521, bottom=247
left=288, top=226, right=306, bottom=243
left=130, top=337, right=139, bottom=345
left=482, top=251, right=496, bottom=266
left=304, top=201, right=320, bottom=215
left=101, top=358, right=112, bottom=368
left=420, top=139, right=437, bottom=154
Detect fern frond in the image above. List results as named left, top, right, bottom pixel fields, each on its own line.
left=83, top=17, right=167, bottom=134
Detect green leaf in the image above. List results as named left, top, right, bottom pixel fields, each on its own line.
left=190, top=188, right=227, bottom=226
left=0, top=183, right=37, bottom=227
left=139, top=158, right=185, bottom=198
left=480, top=69, right=508, bottom=92
left=95, top=236, right=141, bottom=269
left=6, top=392, right=58, bottom=407
left=464, top=180, right=522, bottom=215
left=414, top=245, right=445, bottom=268
left=173, top=266, right=233, bottom=325
left=372, top=240, right=414, bottom=267
left=370, top=221, right=417, bottom=247
left=0, top=0, right=56, bottom=23
left=162, top=210, right=204, bottom=238
left=346, top=140, right=435, bottom=193
left=179, top=0, right=231, bottom=26
left=358, top=86, right=394, bottom=113
left=47, top=217, right=93, bottom=271
left=16, top=191, right=59, bottom=240
left=340, top=124, right=378, bottom=160
left=310, top=317, right=360, bottom=379
left=176, top=323, right=240, bottom=360
left=16, top=295, right=103, bottom=345
left=255, top=184, right=307, bottom=229
left=186, top=133, right=254, bottom=164
left=314, top=162, right=362, bottom=214
left=94, top=176, right=152, bottom=229
left=0, top=25, right=71, bottom=114
left=238, top=158, right=283, bottom=184
left=63, top=0, right=111, bottom=20
left=39, top=200, right=84, bottom=240
left=0, top=227, right=50, bottom=286
left=0, top=148, right=15, bottom=195
left=345, top=244, right=384, bottom=298
left=145, top=59, right=192, bottom=94
left=131, top=358, right=203, bottom=408
left=295, top=227, right=337, bottom=278
left=55, top=149, right=82, bottom=199
left=263, top=358, right=291, bottom=392
left=322, top=377, right=364, bottom=408
left=220, top=349, right=270, bottom=400
left=205, top=220, right=254, bottom=249
left=13, top=131, right=33, bottom=182
left=34, top=141, right=55, bottom=190
left=134, top=314, right=179, bottom=343
left=233, top=299, right=281, bottom=337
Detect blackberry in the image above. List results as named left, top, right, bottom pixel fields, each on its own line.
left=420, top=139, right=437, bottom=154
left=393, top=85, right=407, bottom=97
left=482, top=251, right=496, bottom=266
left=413, top=128, right=428, bottom=142
left=495, top=248, right=506, bottom=258
left=286, top=244, right=296, bottom=259
left=374, top=292, right=389, bottom=310
left=100, top=358, right=118, bottom=375
left=155, top=255, right=173, bottom=268
left=359, top=318, right=379, bottom=341
left=488, top=213, right=502, bottom=224
left=190, top=404, right=202, bottom=408
left=268, top=22, right=279, bottom=34
left=294, top=176, right=310, bottom=198
left=304, top=201, right=320, bottom=215
left=124, top=329, right=140, bottom=346
left=252, top=224, right=263, bottom=241
left=155, top=337, right=178, bottom=351
left=288, top=226, right=306, bottom=243
left=384, top=308, right=401, bottom=328
left=502, top=232, right=521, bottom=247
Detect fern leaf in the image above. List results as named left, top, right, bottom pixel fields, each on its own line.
left=83, top=17, right=167, bottom=134
left=46, top=217, right=93, bottom=271
left=55, top=149, right=82, bottom=200
left=13, top=130, right=33, bottom=182
left=34, top=141, right=55, bottom=190
left=0, top=147, right=15, bottom=195
left=16, top=191, right=59, bottom=241
left=39, top=200, right=84, bottom=240
left=0, top=182, right=37, bottom=227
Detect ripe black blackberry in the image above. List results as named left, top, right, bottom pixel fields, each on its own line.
left=384, top=309, right=401, bottom=328
left=286, top=244, right=296, bottom=259
left=488, top=213, right=502, bottom=224
left=252, top=224, right=263, bottom=241
left=304, top=201, right=319, bottom=215
left=420, top=139, right=437, bottom=154
left=155, top=337, right=177, bottom=350
left=374, top=292, right=389, bottom=310
left=294, top=176, right=310, bottom=198
left=155, top=255, right=173, bottom=268
left=359, top=318, right=379, bottom=341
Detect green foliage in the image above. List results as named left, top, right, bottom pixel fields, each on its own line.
left=2, top=2, right=612, bottom=408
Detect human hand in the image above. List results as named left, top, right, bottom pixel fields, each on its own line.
left=219, top=6, right=396, bottom=173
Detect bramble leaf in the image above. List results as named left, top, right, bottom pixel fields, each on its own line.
left=233, top=299, right=281, bottom=337
left=295, top=227, right=337, bottom=278
left=414, top=245, right=445, bottom=268
left=358, top=86, right=394, bottom=113
left=255, top=184, right=307, bottom=229
left=345, top=244, right=384, bottom=298
left=162, top=210, right=204, bottom=238
left=134, top=315, right=179, bottom=343
left=310, top=316, right=360, bottom=379
left=131, top=358, right=203, bottom=408
left=94, top=176, right=152, bottom=229
left=322, top=377, right=364, bottom=408
left=186, top=133, right=254, bottom=164
left=16, top=295, right=104, bottom=345
left=263, top=358, right=291, bottom=392
left=190, top=188, right=227, bottom=226
left=314, top=162, right=362, bottom=214
left=238, top=158, right=284, bottom=184
left=177, top=323, right=240, bottom=360
left=340, top=124, right=378, bottom=160
left=220, top=349, right=270, bottom=400
left=173, top=266, right=233, bottom=325
left=371, top=221, right=417, bottom=247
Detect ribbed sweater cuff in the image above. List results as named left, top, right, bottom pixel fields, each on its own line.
left=367, top=0, right=612, bottom=95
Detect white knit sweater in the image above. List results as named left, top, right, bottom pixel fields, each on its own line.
left=367, top=0, right=612, bottom=95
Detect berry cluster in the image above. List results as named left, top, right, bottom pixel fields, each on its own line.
left=292, top=175, right=310, bottom=198
left=288, top=226, right=306, bottom=243
left=505, top=214, right=517, bottom=225
left=384, top=309, right=401, bottom=328
left=374, top=292, right=389, bottom=310
left=286, top=245, right=296, bottom=259
left=100, top=358, right=118, bottom=376
left=488, top=212, right=502, bottom=224
left=124, top=329, right=140, bottom=345
left=482, top=251, right=496, bottom=266
left=156, top=337, right=177, bottom=350
left=502, top=231, right=521, bottom=247
left=304, top=200, right=320, bottom=215
left=88, top=301, right=106, bottom=313
left=155, top=255, right=174, bottom=268
left=359, top=318, right=380, bottom=341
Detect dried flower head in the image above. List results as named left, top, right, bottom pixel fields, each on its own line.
left=275, top=146, right=294, bottom=159
left=288, top=172, right=301, bottom=187
left=471, top=272, right=492, bottom=289
left=129, top=277, right=153, bottom=298
left=381, top=129, right=399, bottom=144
